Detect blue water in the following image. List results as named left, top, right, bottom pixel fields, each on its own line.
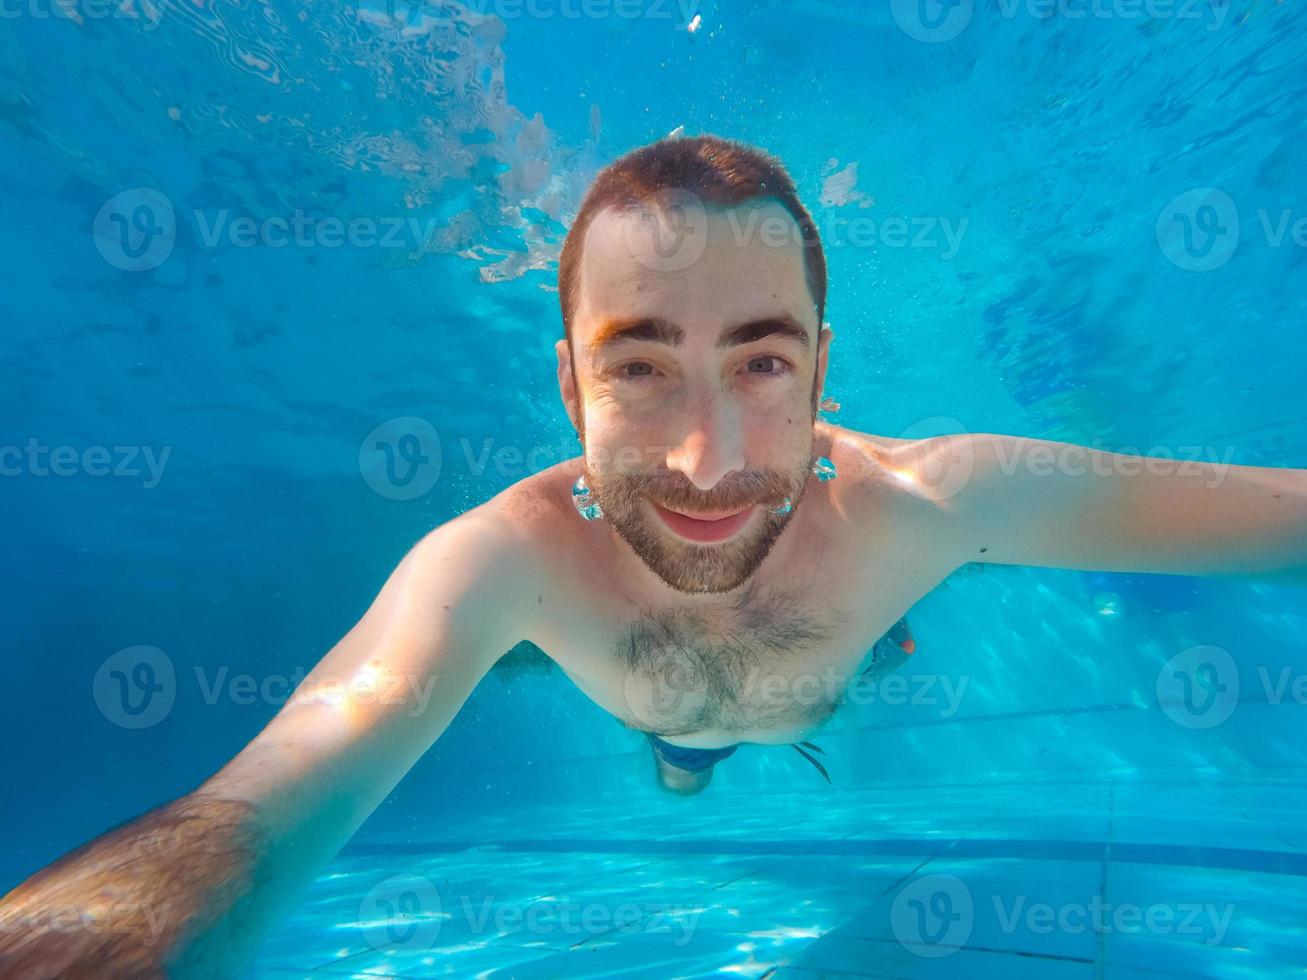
left=2, top=1, right=1306, bottom=977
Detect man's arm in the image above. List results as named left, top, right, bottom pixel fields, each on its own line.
left=0, top=505, right=538, bottom=978
left=911, top=433, right=1307, bottom=582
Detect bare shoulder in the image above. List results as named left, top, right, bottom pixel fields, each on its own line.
left=396, top=459, right=587, bottom=642
left=446, top=457, right=589, bottom=581
left=821, top=423, right=919, bottom=497
left=476, top=457, right=584, bottom=544
left=821, top=423, right=965, bottom=545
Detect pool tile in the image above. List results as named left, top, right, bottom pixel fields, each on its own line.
left=785, top=934, right=1094, bottom=979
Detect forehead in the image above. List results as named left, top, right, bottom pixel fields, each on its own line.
left=572, top=198, right=818, bottom=342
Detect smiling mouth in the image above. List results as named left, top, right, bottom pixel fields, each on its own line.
left=649, top=501, right=757, bottom=543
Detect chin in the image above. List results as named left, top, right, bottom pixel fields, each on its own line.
left=616, top=512, right=794, bottom=595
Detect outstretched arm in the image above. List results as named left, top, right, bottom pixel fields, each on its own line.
left=0, top=507, right=538, bottom=978
left=921, top=433, right=1307, bottom=582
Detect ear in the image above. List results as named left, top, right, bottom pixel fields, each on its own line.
left=556, top=337, right=580, bottom=431
left=814, top=324, right=834, bottom=406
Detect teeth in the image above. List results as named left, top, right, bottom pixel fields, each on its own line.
left=667, top=505, right=747, bottom=521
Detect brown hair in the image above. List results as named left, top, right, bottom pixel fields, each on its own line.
left=557, top=134, right=827, bottom=339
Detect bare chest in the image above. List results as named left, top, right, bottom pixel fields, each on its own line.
left=542, top=580, right=916, bottom=747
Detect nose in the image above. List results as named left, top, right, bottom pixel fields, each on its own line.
left=665, top=393, right=745, bottom=491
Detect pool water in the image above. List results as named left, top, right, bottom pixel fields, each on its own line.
left=2, top=1, right=1306, bottom=977
left=254, top=776, right=1307, bottom=978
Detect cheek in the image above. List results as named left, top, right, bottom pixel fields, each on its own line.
left=585, top=385, right=674, bottom=435
left=745, top=415, right=807, bottom=448
left=743, top=399, right=814, bottom=456
left=584, top=414, right=668, bottom=475
left=747, top=379, right=815, bottom=423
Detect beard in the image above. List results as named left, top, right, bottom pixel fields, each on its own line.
left=584, top=450, right=814, bottom=594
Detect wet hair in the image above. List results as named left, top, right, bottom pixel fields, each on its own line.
left=557, top=134, right=828, bottom=339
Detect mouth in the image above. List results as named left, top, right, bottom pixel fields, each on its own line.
left=649, top=500, right=757, bottom=543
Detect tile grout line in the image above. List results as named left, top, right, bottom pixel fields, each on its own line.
left=1095, top=780, right=1116, bottom=980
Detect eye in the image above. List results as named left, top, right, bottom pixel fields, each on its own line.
left=744, top=355, right=788, bottom=375
left=618, top=361, right=657, bottom=379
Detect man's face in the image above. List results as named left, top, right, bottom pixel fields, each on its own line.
left=558, top=197, right=830, bottom=594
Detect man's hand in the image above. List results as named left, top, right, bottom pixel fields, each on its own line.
left=911, top=433, right=1307, bottom=581
left=0, top=796, right=265, bottom=980
left=0, top=504, right=540, bottom=978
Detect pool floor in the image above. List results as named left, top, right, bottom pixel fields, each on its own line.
left=252, top=774, right=1307, bottom=978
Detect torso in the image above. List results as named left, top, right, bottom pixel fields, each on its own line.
left=506, top=425, right=964, bottom=749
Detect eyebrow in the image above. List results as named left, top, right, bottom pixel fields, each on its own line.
left=588, top=314, right=811, bottom=354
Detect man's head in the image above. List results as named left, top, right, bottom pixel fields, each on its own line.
left=556, top=135, right=831, bottom=594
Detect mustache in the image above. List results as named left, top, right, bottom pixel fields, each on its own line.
left=606, top=469, right=795, bottom=512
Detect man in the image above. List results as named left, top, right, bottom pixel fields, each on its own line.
left=2, top=135, right=1304, bottom=978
